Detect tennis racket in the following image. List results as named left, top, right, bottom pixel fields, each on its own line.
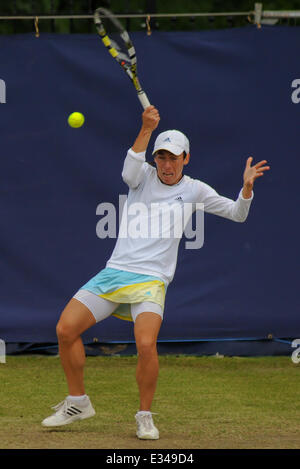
left=94, top=7, right=151, bottom=110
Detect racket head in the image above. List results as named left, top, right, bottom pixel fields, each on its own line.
left=94, top=8, right=150, bottom=109
left=94, top=9, right=136, bottom=77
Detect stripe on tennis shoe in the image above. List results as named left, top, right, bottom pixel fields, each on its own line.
left=66, top=406, right=82, bottom=416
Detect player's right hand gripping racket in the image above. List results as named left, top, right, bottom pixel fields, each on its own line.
left=94, top=7, right=151, bottom=110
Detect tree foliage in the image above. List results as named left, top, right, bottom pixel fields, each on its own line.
left=0, top=0, right=299, bottom=34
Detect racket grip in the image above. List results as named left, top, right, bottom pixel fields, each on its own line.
left=138, top=91, right=151, bottom=110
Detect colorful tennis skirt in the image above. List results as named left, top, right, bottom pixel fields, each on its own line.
left=80, top=267, right=166, bottom=322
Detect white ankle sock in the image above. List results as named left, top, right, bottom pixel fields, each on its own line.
left=136, top=410, right=151, bottom=416
left=67, top=394, right=88, bottom=406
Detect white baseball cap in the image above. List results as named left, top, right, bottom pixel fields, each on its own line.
left=152, top=130, right=190, bottom=156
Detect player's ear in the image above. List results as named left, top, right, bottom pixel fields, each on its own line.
left=183, top=153, right=190, bottom=165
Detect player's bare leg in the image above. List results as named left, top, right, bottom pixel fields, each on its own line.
left=56, top=298, right=96, bottom=395
left=134, top=311, right=162, bottom=439
left=42, top=298, right=96, bottom=427
left=134, top=311, right=162, bottom=411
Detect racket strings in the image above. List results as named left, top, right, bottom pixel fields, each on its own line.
left=95, top=10, right=133, bottom=67
left=94, top=7, right=148, bottom=105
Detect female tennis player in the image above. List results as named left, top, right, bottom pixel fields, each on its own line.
left=42, top=106, right=270, bottom=439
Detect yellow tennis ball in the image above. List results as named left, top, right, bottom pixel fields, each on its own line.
left=68, top=112, right=85, bottom=128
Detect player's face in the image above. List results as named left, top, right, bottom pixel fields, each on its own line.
left=154, top=150, right=190, bottom=185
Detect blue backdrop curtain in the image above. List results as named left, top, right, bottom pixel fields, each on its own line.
left=0, top=26, right=299, bottom=353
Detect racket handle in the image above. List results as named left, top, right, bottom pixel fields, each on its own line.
left=138, top=91, right=151, bottom=110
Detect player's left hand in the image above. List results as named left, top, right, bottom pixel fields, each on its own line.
left=243, top=157, right=270, bottom=190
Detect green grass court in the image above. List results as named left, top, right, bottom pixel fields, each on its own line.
left=1, top=355, right=299, bottom=449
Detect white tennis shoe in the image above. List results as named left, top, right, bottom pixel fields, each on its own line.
left=135, top=411, right=159, bottom=440
left=42, top=396, right=96, bottom=427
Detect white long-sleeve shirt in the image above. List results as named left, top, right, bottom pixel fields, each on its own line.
left=106, top=148, right=253, bottom=285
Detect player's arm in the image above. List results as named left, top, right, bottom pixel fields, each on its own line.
left=195, top=182, right=252, bottom=223
left=122, top=106, right=160, bottom=189
left=132, top=105, right=160, bottom=152
left=194, top=156, right=270, bottom=222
